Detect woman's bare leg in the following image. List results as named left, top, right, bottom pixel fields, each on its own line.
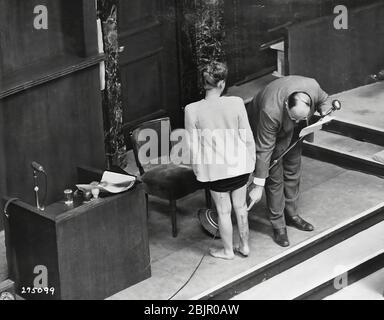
left=232, top=185, right=250, bottom=256
left=209, top=190, right=235, bottom=260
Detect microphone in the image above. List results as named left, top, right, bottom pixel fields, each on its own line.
left=322, top=100, right=342, bottom=118
left=332, top=100, right=342, bottom=111
left=31, top=161, right=46, bottom=174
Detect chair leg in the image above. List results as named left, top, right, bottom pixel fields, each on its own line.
left=205, top=188, right=212, bottom=209
left=170, top=200, right=178, bottom=238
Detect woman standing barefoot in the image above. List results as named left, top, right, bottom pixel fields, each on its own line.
left=185, top=62, right=256, bottom=260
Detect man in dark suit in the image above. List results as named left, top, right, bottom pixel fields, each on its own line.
left=247, top=75, right=331, bottom=247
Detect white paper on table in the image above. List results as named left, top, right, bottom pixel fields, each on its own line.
left=76, top=171, right=136, bottom=194
left=299, top=116, right=334, bottom=138
left=99, top=171, right=136, bottom=193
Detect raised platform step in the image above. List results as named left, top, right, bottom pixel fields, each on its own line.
left=232, top=221, right=384, bottom=300
left=192, top=201, right=384, bottom=300
left=303, top=117, right=384, bottom=177
left=314, top=131, right=383, bottom=160
left=325, top=268, right=384, bottom=300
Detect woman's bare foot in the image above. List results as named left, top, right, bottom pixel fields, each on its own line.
left=234, top=245, right=250, bottom=257
left=209, top=248, right=235, bottom=260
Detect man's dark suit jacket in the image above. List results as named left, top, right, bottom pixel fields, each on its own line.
left=248, top=75, right=331, bottom=180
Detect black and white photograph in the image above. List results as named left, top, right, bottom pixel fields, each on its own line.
left=0, top=0, right=384, bottom=305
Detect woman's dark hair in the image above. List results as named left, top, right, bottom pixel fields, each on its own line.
left=202, top=61, right=228, bottom=89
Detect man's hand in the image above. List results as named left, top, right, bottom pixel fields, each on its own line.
left=247, top=184, right=264, bottom=211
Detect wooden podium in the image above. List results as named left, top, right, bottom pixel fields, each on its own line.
left=4, top=168, right=151, bottom=300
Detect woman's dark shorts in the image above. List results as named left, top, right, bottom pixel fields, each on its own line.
left=204, top=174, right=250, bottom=193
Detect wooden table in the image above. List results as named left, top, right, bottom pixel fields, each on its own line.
left=4, top=170, right=151, bottom=300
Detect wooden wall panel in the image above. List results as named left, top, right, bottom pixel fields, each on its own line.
left=0, top=67, right=105, bottom=208
left=287, top=2, right=384, bottom=94
left=120, top=53, right=164, bottom=123
left=0, top=0, right=91, bottom=76
left=0, top=0, right=64, bottom=75
left=118, top=0, right=182, bottom=128
left=0, top=100, right=6, bottom=231
left=222, top=0, right=377, bottom=85
left=119, top=0, right=156, bottom=31
left=223, top=0, right=276, bottom=84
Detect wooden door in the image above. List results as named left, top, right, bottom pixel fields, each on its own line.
left=118, top=0, right=182, bottom=129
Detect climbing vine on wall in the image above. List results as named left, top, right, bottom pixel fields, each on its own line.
left=97, top=0, right=126, bottom=168
left=195, top=0, right=226, bottom=88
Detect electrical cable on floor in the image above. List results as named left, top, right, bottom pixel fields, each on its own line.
left=168, top=230, right=219, bottom=301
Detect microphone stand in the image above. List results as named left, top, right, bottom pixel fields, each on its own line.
left=33, top=169, right=45, bottom=211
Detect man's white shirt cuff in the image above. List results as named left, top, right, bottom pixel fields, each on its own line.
left=253, top=177, right=266, bottom=187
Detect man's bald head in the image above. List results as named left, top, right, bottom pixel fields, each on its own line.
left=287, top=92, right=312, bottom=123
left=288, top=92, right=312, bottom=109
